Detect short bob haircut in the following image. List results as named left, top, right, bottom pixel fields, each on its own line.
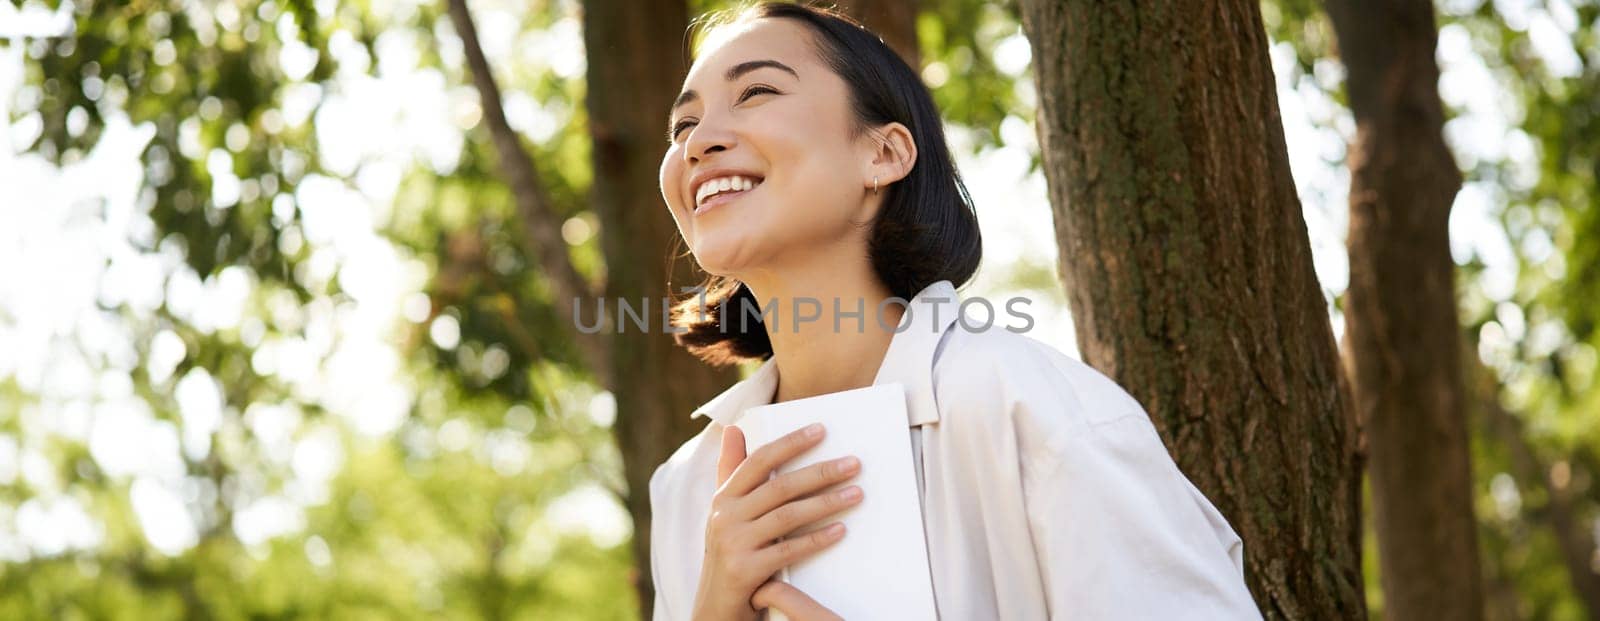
left=669, top=1, right=983, bottom=366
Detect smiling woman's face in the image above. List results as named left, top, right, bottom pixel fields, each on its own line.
left=659, top=18, right=874, bottom=278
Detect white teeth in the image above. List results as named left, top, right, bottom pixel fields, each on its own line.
left=695, top=175, right=761, bottom=207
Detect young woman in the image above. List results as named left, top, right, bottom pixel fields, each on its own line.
left=649, top=4, right=1262, bottom=620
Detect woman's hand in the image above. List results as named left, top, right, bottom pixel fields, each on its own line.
left=751, top=580, right=845, bottom=620
left=691, top=423, right=862, bottom=621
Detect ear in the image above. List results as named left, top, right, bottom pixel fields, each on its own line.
left=863, top=122, right=917, bottom=194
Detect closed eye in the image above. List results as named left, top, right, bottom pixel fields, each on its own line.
left=667, top=85, right=780, bottom=142
left=738, top=84, right=779, bottom=102
left=669, top=118, right=697, bottom=142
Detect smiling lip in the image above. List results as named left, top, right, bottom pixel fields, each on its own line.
left=693, top=186, right=754, bottom=215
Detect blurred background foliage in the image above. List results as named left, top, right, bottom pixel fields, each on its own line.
left=0, top=0, right=1596, bottom=618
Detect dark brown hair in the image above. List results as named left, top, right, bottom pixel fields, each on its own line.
left=669, top=2, right=982, bottom=366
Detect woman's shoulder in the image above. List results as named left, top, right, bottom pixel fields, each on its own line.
left=930, top=323, right=1149, bottom=436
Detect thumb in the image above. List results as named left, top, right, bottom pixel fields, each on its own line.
left=751, top=580, right=841, bottom=621
left=716, top=425, right=747, bottom=487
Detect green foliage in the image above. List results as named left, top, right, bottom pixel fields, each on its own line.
left=918, top=0, right=1031, bottom=160
left=3, top=0, right=629, bottom=617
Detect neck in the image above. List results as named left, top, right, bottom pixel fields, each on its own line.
left=739, top=260, right=904, bottom=404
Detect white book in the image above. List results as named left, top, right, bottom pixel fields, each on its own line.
left=733, top=382, right=938, bottom=620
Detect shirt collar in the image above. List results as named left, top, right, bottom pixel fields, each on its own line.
left=690, top=280, right=961, bottom=428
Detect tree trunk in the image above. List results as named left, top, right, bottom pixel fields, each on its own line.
left=1324, top=0, right=1483, bottom=618
left=1017, top=2, right=1366, bottom=618
left=580, top=1, right=737, bottom=617
left=835, top=0, right=921, bottom=68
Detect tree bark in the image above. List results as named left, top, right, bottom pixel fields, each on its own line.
left=1017, top=1, right=1366, bottom=618
left=835, top=0, right=921, bottom=68
left=580, top=1, right=738, bottom=617
left=1324, top=0, right=1483, bottom=618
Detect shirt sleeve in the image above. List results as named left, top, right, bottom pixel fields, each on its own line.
left=651, top=550, right=671, bottom=621
left=649, top=462, right=675, bottom=621
left=1020, top=410, right=1262, bottom=620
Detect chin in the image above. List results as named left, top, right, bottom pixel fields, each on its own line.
left=691, top=254, right=741, bottom=278
left=688, top=237, right=758, bottom=278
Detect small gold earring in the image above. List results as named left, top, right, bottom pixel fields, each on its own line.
left=873, top=175, right=879, bottom=195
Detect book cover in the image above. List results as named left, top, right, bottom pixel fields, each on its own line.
left=733, top=382, right=938, bottom=620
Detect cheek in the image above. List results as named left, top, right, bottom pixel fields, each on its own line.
left=721, top=160, right=864, bottom=273
left=766, top=149, right=860, bottom=228
left=658, top=151, right=680, bottom=204
left=658, top=151, right=689, bottom=220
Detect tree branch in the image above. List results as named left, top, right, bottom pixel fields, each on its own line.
left=445, top=0, right=608, bottom=375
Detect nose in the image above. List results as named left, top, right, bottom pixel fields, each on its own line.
left=683, top=115, right=735, bottom=165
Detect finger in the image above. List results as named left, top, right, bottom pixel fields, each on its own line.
left=717, top=425, right=747, bottom=487
left=748, top=484, right=862, bottom=543
left=752, top=521, right=846, bottom=576
left=724, top=423, right=826, bottom=497
left=751, top=580, right=844, bottom=621
left=745, top=455, right=861, bottom=517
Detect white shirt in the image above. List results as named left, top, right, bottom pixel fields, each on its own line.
left=649, top=280, right=1263, bottom=620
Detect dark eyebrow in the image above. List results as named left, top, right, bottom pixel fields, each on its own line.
left=670, top=59, right=799, bottom=114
